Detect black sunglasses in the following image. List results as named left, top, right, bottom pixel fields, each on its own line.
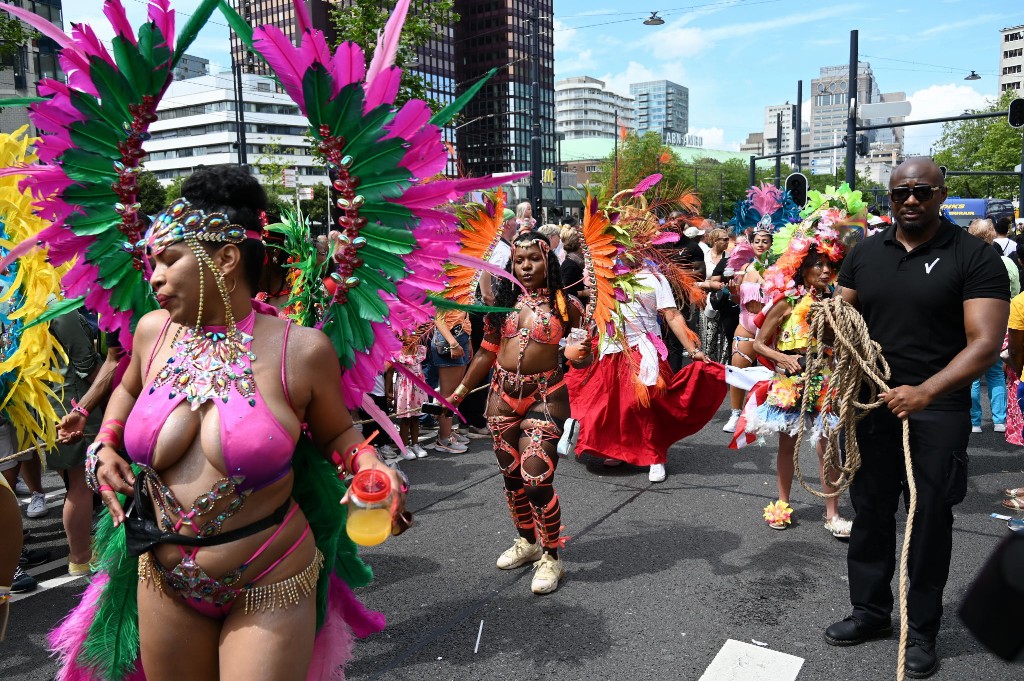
left=889, top=184, right=943, bottom=202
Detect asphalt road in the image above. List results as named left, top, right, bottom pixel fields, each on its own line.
left=3, top=409, right=1023, bottom=681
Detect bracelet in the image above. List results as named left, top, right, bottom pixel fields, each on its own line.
left=332, top=431, right=381, bottom=477
left=97, top=485, right=114, bottom=493
left=85, top=441, right=104, bottom=492
left=70, top=399, right=89, bottom=418
left=451, top=384, right=469, bottom=403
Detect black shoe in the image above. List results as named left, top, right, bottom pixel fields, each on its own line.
left=905, top=639, right=939, bottom=678
left=824, top=616, right=893, bottom=646
left=19, top=547, right=49, bottom=569
left=11, top=566, right=37, bottom=594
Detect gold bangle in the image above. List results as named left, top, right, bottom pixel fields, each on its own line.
left=453, top=384, right=469, bottom=399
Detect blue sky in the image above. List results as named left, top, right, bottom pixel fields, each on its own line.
left=68, top=0, right=1019, bottom=154
left=554, top=0, right=1018, bottom=153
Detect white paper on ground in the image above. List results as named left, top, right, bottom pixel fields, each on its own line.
left=698, top=639, right=804, bottom=681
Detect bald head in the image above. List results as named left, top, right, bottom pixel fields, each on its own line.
left=890, top=157, right=944, bottom=189
left=889, top=157, right=947, bottom=235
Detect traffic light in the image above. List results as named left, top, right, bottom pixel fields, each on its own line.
left=856, top=134, right=870, bottom=157
left=785, top=172, right=808, bottom=208
left=1009, top=98, right=1024, bottom=129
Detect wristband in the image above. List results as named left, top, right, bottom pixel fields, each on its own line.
left=70, top=399, right=89, bottom=418
left=97, top=485, right=114, bottom=493
left=332, top=431, right=380, bottom=477
left=85, top=441, right=104, bottom=492
left=480, top=339, right=500, bottom=353
left=451, top=384, right=469, bottom=403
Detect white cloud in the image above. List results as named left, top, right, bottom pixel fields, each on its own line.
left=903, top=83, right=990, bottom=154
left=554, top=18, right=599, bottom=75
left=651, top=5, right=854, bottom=60
left=598, top=61, right=660, bottom=99
left=920, top=14, right=1000, bottom=37
left=691, top=127, right=741, bottom=151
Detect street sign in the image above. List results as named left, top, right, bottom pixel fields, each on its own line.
left=282, top=168, right=298, bottom=188
left=859, top=100, right=912, bottom=119
left=810, top=168, right=833, bottom=176
left=299, top=187, right=314, bottom=201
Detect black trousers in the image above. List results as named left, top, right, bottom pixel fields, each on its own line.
left=460, top=312, right=488, bottom=428
left=847, top=407, right=970, bottom=641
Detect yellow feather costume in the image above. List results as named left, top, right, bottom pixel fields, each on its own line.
left=0, top=127, right=66, bottom=454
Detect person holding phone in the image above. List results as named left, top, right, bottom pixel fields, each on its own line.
left=446, top=231, right=586, bottom=595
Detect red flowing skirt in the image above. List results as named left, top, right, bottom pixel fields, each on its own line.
left=566, top=352, right=727, bottom=466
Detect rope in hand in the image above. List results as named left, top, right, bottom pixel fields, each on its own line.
left=0, top=444, right=44, bottom=467
left=790, top=297, right=916, bottom=681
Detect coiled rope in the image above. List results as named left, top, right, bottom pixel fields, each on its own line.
left=791, top=297, right=915, bottom=681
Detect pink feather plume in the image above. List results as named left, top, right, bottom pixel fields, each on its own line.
left=365, top=0, right=410, bottom=87
left=48, top=575, right=107, bottom=681
left=747, top=182, right=782, bottom=218
left=633, top=173, right=662, bottom=196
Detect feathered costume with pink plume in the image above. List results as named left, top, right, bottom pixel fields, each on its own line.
left=0, top=0, right=515, bottom=678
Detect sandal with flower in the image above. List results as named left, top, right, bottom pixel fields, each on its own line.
left=1001, top=496, right=1024, bottom=511
left=763, top=500, right=793, bottom=530
left=1004, top=487, right=1024, bottom=498
left=824, top=515, right=853, bottom=539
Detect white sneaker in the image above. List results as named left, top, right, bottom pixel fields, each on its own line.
left=433, top=436, right=467, bottom=453
left=723, top=412, right=741, bottom=433
left=413, top=444, right=429, bottom=458
left=995, top=423, right=1007, bottom=433
left=530, top=553, right=565, bottom=594
left=971, top=425, right=982, bottom=433
left=648, top=463, right=667, bottom=483
left=379, top=445, right=399, bottom=460
left=496, top=536, right=542, bottom=569
left=26, top=492, right=48, bottom=519
left=400, top=446, right=417, bottom=461
left=14, top=478, right=30, bottom=496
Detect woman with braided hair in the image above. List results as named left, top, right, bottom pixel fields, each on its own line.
left=447, top=230, right=588, bottom=595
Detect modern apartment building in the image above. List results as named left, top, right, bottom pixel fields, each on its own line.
left=0, top=0, right=62, bottom=135
left=1001, top=25, right=1024, bottom=93
left=630, top=79, right=689, bottom=140
left=173, top=54, right=210, bottom=81
left=555, top=76, right=634, bottom=140
left=146, top=72, right=326, bottom=189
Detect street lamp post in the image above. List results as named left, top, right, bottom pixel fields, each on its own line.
left=529, top=11, right=542, bottom=219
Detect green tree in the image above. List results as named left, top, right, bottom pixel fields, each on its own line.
left=163, top=175, right=187, bottom=202
left=299, top=183, right=331, bottom=229
left=0, top=16, right=34, bottom=70
left=253, top=140, right=291, bottom=208
left=933, top=90, right=1023, bottom=200
left=330, top=0, right=458, bottom=112
left=593, top=132, right=690, bottom=197
left=137, top=171, right=167, bottom=215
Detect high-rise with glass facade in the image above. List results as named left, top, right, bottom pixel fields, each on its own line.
left=452, top=0, right=555, bottom=178
left=630, top=80, right=689, bottom=142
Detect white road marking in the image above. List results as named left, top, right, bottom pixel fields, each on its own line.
left=699, top=639, right=804, bottom=681
left=10, top=573, right=85, bottom=603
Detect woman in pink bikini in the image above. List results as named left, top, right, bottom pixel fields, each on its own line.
left=89, top=167, right=406, bottom=679
left=447, top=231, right=588, bottom=595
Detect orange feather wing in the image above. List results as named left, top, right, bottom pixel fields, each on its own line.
left=581, top=198, right=617, bottom=333
left=445, top=189, right=507, bottom=305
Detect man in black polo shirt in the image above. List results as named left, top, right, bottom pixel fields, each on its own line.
left=823, top=158, right=1009, bottom=678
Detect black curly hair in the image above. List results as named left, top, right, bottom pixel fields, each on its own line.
left=493, top=231, right=565, bottom=317
left=180, top=165, right=267, bottom=293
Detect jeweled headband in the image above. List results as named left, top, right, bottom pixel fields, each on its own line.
left=139, top=197, right=262, bottom=255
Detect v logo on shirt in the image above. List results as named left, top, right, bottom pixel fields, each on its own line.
left=925, top=258, right=940, bottom=274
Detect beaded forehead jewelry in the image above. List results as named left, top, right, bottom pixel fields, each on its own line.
left=140, top=197, right=261, bottom=256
